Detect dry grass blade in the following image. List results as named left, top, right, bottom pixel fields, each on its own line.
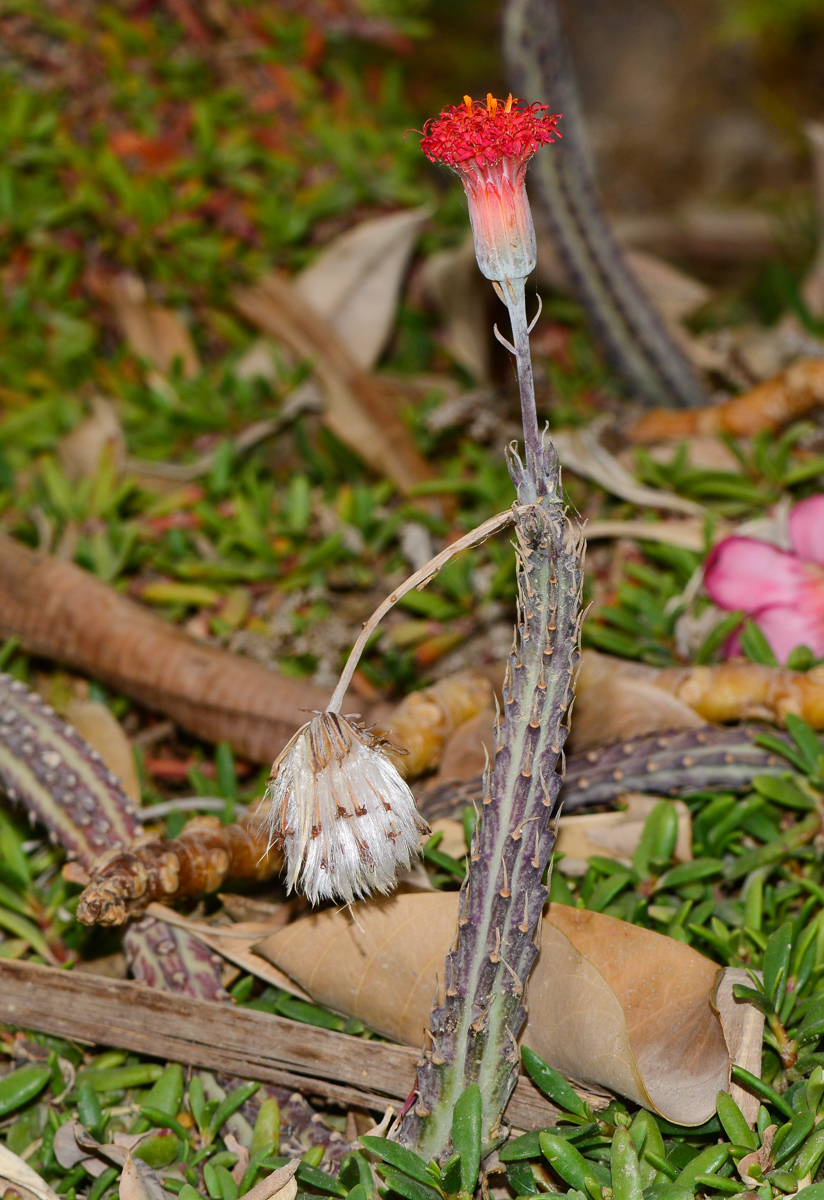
left=232, top=272, right=433, bottom=492
left=551, top=423, right=704, bottom=515
left=420, top=235, right=491, bottom=382
left=0, top=533, right=340, bottom=763
left=256, top=892, right=730, bottom=1124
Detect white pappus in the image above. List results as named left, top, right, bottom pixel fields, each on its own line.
left=264, top=711, right=430, bottom=905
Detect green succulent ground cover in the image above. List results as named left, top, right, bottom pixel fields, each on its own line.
left=4, top=3, right=824, bottom=1200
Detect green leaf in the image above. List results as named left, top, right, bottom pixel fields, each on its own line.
left=763, top=922, right=793, bottom=1010
left=360, top=1138, right=433, bottom=1187
left=451, top=1084, right=481, bottom=1196
left=379, top=1169, right=442, bottom=1200
left=610, top=1128, right=643, bottom=1200
left=784, top=713, right=824, bottom=774
left=521, top=1048, right=586, bottom=1117
left=739, top=620, right=778, bottom=666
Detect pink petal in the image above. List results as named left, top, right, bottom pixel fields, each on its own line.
left=752, top=604, right=824, bottom=662
left=789, top=494, right=824, bottom=566
left=704, top=537, right=805, bottom=614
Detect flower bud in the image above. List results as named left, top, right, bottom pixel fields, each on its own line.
left=265, top=712, right=430, bottom=905
left=420, top=94, right=560, bottom=284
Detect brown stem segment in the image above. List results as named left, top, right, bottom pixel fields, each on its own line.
left=77, top=811, right=279, bottom=926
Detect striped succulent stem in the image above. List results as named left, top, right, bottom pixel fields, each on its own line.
left=399, top=280, right=584, bottom=1158
left=504, top=0, right=709, bottom=410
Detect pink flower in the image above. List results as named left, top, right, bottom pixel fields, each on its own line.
left=704, top=494, right=824, bottom=662
left=420, top=94, right=560, bottom=284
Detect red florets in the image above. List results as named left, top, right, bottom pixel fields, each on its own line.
left=420, top=95, right=561, bottom=169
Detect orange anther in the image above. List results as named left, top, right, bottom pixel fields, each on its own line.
left=504, top=93, right=514, bottom=113
left=463, top=95, right=473, bottom=111
left=486, top=92, right=498, bottom=114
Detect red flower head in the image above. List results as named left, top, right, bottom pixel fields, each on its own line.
left=420, top=94, right=561, bottom=283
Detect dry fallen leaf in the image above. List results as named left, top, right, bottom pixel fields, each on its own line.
left=420, top=235, right=491, bottom=383
left=256, top=892, right=730, bottom=1125
left=101, top=273, right=200, bottom=379
left=296, top=208, right=430, bottom=370
left=64, top=697, right=141, bottom=804
left=550, top=421, right=703, bottom=516
left=120, top=1152, right=166, bottom=1200
left=240, top=1160, right=299, bottom=1200
left=232, top=272, right=432, bottom=493
left=625, top=249, right=711, bottom=328
left=716, top=968, right=766, bottom=1127
left=57, top=397, right=125, bottom=483
left=0, top=1141, right=61, bottom=1200
left=570, top=651, right=705, bottom=752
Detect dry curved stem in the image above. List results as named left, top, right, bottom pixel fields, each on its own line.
left=76, top=811, right=279, bottom=926
left=327, top=509, right=514, bottom=712
left=626, top=357, right=824, bottom=443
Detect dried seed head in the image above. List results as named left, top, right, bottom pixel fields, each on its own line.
left=264, top=712, right=430, bottom=905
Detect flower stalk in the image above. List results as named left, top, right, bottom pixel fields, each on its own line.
left=397, top=94, right=584, bottom=1158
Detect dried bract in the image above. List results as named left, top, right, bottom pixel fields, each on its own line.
left=264, top=712, right=430, bottom=905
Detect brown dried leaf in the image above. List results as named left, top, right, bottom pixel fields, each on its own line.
left=102, top=274, right=200, bottom=379
left=296, top=209, right=430, bottom=370
left=0, top=533, right=340, bottom=763
left=625, top=250, right=711, bottom=327
left=239, top=1160, right=299, bottom=1200
left=420, top=235, right=491, bottom=383
left=64, top=697, right=140, bottom=804
left=0, top=1143, right=61, bottom=1200
left=232, top=272, right=432, bottom=492
left=715, top=968, right=765, bottom=1127
left=550, top=422, right=703, bottom=516
left=256, top=892, right=729, bottom=1125
left=570, top=651, right=705, bottom=752
left=57, top=397, right=125, bottom=483
left=120, top=1153, right=166, bottom=1200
